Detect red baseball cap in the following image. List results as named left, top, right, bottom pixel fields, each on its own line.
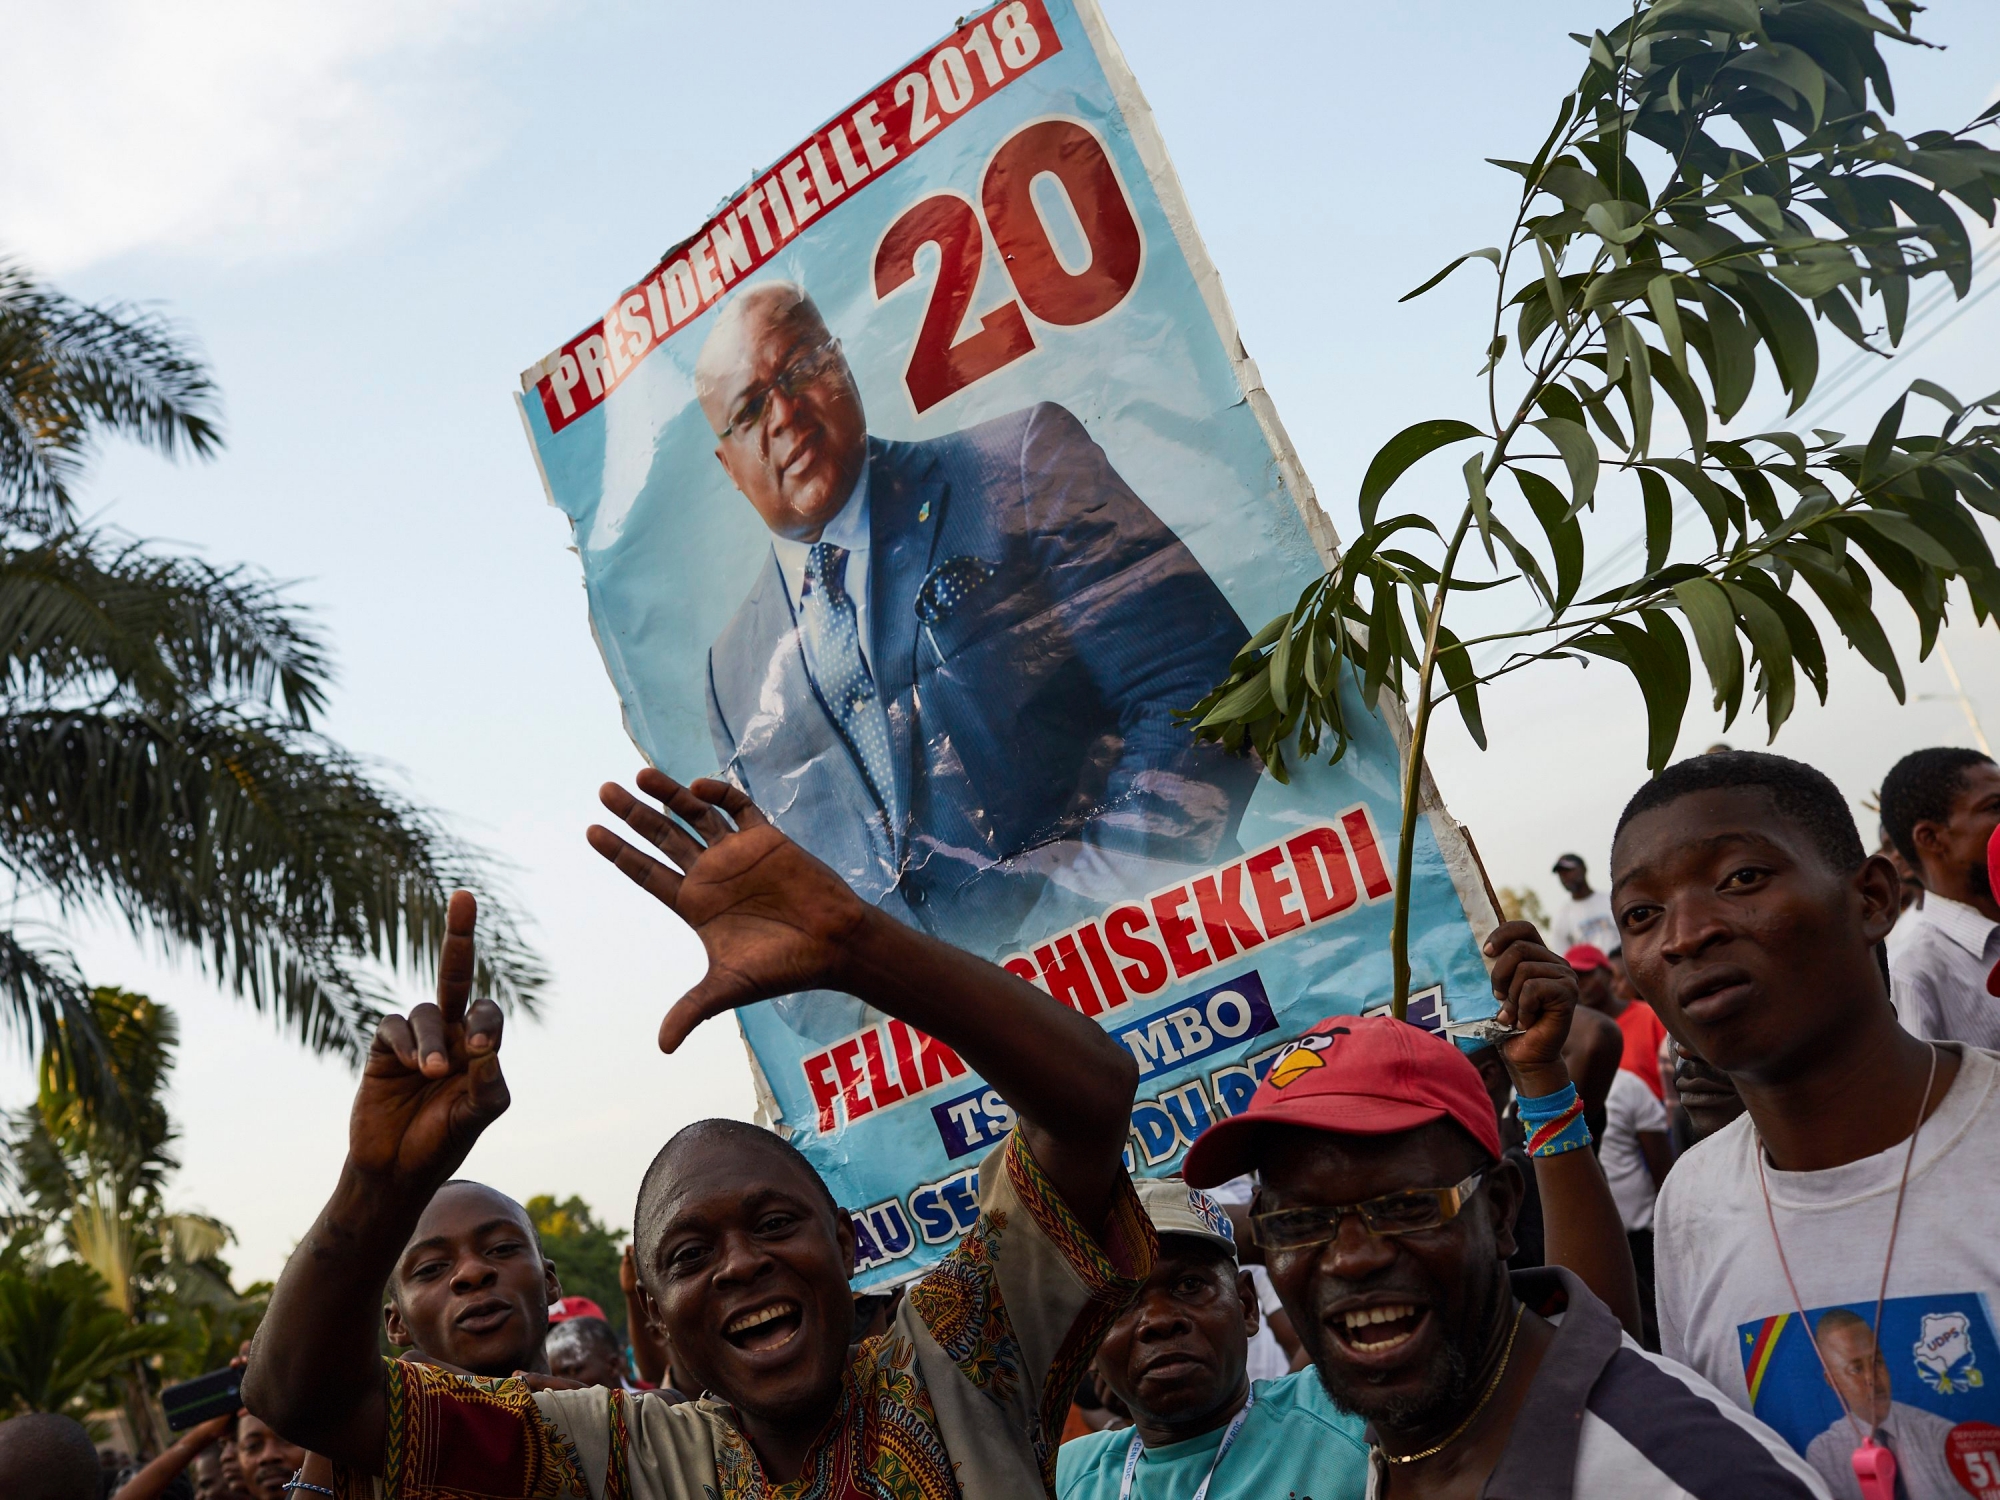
left=547, top=1295, right=608, bottom=1324
left=1986, top=825, right=2000, bottom=997
left=1182, top=1013, right=1503, bottom=1187
left=1564, top=943, right=1610, bottom=971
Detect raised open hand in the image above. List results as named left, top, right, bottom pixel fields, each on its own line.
left=348, top=889, right=510, bottom=1191
left=586, top=769, right=871, bottom=1052
left=1482, top=918, right=1577, bottom=1091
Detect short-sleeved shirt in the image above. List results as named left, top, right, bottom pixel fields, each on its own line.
left=1601, top=1068, right=1669, bottom=1232
left=1056, top=1369, right=1369, bottom=1500
left=335, top=1130, right=1153, bottom=1500
left=1891, top=893, right=2000, bottom=1048
left=1615, top=1001, right=1670, bottom=1100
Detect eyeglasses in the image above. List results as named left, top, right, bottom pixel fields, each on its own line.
left=718, top=337, right=845, bottom=443
left=1251, top=1170, right=1485, bottom=1251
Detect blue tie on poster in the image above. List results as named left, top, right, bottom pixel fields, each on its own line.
left=514, top=0, right=1503, bottom=1288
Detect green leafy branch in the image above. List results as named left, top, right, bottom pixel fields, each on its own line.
left=1188, top=0, right=2000, bottom=1015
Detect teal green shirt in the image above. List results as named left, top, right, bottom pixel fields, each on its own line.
left=1056, top=1371, right=1370, bottom=1500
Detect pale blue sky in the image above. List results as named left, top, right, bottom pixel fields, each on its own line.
left=4, top=0, right=1997, bottom=1280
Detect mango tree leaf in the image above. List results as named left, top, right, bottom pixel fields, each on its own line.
left=1465, top=452, right=1496, bottom=563
left=1634, top=609, right=1693, bottom=773
left=1640, top=468, right=1674, bottom=574
left=1673, top=577, right=1745, bottom=723
left=1645, top=275, right=1688, bottom=374
left=1531, top=417, right=1600, bottom=514
left=1853, top=509, right=1959, bottom=569
left=1723, top=42, right=1828, bottom=129
left=1734, top=570, right=1829, bottom=703
left=1515, top=467, right=1585, bottom=611
left=1721, top=580, right=1797, bottom=737
left=1862, top=394, right=1907, bottom=487
left=1732, top=276, right=1820, bottom=412
left=1586, top=200, right=1647, bottom=245
left=1400, top=247, right=1503, bottom=302
left=1790, top=549, right=1906, bottom=699
left=1655, top=458, right=1732, bottom=549
left=1642, top=0, right=1762, bottom=35
left=1359, top=420, right=1484, bottom=529
left=1433, top=624, right=1487, bottom=750
left=1694, top=286, right=1757, bottom=420
left=1649, top=346, right=1710, bottom=457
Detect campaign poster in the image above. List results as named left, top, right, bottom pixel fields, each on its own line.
left=516, top=0, right=1500, bottom=1286
left=1739, top=1294, right=2000, bottom=1498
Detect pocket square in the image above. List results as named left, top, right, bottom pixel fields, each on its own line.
left=915, top=555, right=999, bottom=624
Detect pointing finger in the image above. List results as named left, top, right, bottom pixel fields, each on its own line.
left=437, top=889, right=478, bottom=1025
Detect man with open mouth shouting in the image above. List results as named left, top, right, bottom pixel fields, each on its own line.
left=1179, top=925, right=1829, bottom=1499
left=242, top=770, right=1153, bottom=1500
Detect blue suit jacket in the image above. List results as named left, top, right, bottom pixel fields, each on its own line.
left=706, top=402, right=1256, bottom=951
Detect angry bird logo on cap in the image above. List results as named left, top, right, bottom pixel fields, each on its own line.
left=1268, top=1030, right=1342, bottom=1088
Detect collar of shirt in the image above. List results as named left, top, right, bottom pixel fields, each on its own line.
left=1917, top=892, right=2000, bottom=960
left=772, top=453, right=872, bottom=617
left=1363, top=1266, right=1620, bottom=1499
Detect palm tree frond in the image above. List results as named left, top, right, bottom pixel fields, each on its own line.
left=0, top=933, right=116, bottom=1125
left=2, top=710, right=546, bottom=1059
left=0, top=257, right=220, bottom=527
left=0, top=532, right=331, bottom=725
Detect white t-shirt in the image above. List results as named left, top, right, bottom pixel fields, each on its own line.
left=1550, top=887, right=1617, bottom=955
left=1602, top=1068, right=1668, bottom=1232
left=1656, top=1045, right=2000, bottom=1499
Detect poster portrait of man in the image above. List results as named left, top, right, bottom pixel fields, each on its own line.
left=696, top=281, right=1259, bottom=946
left=1800, top=1310, right=1960, bottom=1499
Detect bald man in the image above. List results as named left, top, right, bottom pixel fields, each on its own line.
left=383, top=1179, right=562, bottom=1377
left=0, top=1412, right=101, bottom=1500
left=696, top=282, right=1256, bottom=967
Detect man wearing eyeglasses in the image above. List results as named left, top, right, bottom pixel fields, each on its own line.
left=694, top=281, right=1256, bottom=959
left=1176, top=922, right=1830, bottom=1499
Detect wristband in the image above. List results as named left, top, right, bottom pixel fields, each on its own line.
left=1517, top=1082, right=1593, bottom=1157
left=283, top=1477, right=336, bottom=1499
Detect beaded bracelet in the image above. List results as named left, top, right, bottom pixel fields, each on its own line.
left=282, top=1475, right=335, bottom=1499
left=1516, top=1081, right=1593, bottom=1157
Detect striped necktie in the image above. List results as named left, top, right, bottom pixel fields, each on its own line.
left=800, top=541, right=898, bottom=825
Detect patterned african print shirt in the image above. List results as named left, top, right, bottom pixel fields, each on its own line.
left=332, top=1131, right=1153, bottom=1500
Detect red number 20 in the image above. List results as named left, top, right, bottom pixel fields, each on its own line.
left=873, top=119, right=1143, bottom=414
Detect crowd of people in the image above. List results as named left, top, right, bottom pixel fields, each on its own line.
left=9, top=742, right=2000, bottom=1500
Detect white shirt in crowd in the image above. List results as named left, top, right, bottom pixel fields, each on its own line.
left=1601, top=1068, right=1668, bottom=1232
left=1549, top=887, right=1618, bottom=955
left=1655, top=1044, right=2000, bottom=1499
left=1889, top=892, right=2000, bottom=1050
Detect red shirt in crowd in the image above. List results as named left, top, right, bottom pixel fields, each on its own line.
left=1616, top=1002, right=1669, bottom=1100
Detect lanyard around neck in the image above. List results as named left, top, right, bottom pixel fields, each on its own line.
left=1119, top=1388, right=1256, bottom=1500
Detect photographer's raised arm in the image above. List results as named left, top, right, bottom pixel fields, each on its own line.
left=241, top=892, right=509, bottom=1472
left=589, top=770, right=1139, bottom=1228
